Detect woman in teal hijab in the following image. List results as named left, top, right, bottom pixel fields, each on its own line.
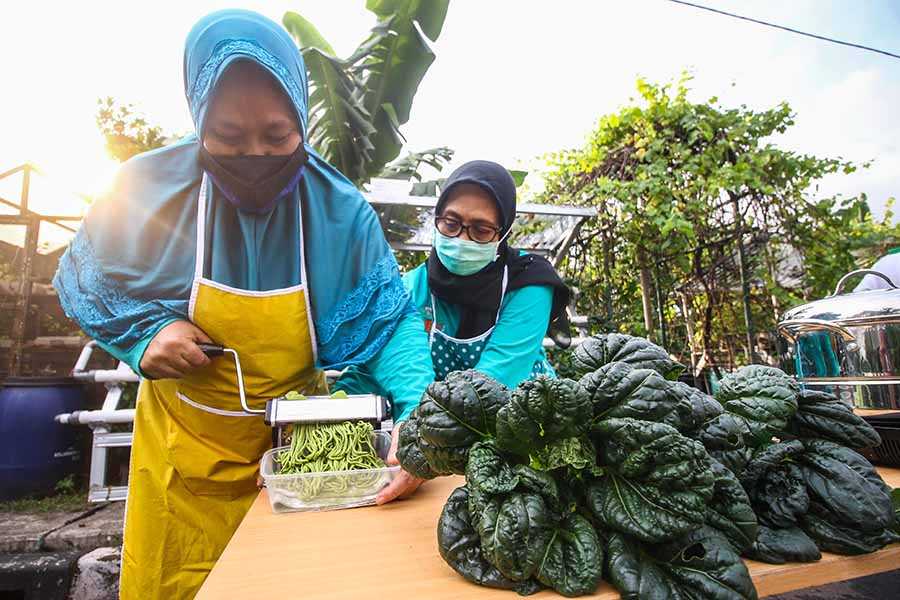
left=54, top=9, right=432, bottom=597
left=336, top=161, right=570, bottom=397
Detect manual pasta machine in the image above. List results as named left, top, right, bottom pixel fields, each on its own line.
left=198, top=344, right=390, bottom=444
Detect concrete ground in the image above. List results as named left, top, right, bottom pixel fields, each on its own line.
left=0, top=503, right=124, bottom=599
left=69, top=547, right=119, bottom=600
left=0, top=503, right=124, bottom=554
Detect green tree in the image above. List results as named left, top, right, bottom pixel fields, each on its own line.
left=380, top=147, right=454, bottom=183
left=540, top=75, right=899, bottom=373
left=95, top=97, right=169, bottom=162
left=375, top=146, right=454, bottom=272
left=283, top=0, right=450, bottom=185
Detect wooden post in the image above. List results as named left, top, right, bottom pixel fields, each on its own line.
left=8, top=216, right=39, bottom=376
left=654, top=265, right=668, bottom=350
left=635, top=198, right=656, bottom=340
left=765, top=245, right=781, bottom=322
left=20, top=164, right=31, bottom=212
left=730, top=192, right=757, bottom=364
left=679, top=291, right=699, bottom=376
left=638, top=261, right=655, bottom=341
left=601, top=224, right=614, bottom=327
left=8, top=166, right=38, bottom=376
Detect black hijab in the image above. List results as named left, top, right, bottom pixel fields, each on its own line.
left=427, top=160, right=572, bottom=345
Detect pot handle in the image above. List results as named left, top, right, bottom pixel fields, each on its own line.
left=833, top=269, right=898, bottom=296
left=777, top=318, right=856, bottom=343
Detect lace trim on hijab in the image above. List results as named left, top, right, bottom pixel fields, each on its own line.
left=189, top=38, right=306, bottom=130
left=315, top=253, right=414, bottom=369
left=53, top=229, right=188, bottom=350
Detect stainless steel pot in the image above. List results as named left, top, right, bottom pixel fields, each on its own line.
left=777, top=269, right=900, bottom=409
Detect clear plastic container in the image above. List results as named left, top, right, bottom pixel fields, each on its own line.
left=260, top=430, right=400, bottom=513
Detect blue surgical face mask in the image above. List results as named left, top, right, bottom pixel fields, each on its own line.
left=433, top=229, right=508, bottom=276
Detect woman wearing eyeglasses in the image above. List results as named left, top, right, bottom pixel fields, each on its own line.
left=339, top=160, right=570, bottom=393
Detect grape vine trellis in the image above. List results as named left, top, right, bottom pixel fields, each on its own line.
left=539, top=75, right=899, bottom=376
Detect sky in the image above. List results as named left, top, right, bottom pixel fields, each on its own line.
left=0, top=0, right=898, bottom=248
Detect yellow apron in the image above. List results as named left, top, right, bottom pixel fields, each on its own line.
left=120, top=175, right=326, bottom=599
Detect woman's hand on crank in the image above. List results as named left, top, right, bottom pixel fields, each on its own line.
left=376, top=421, right=425, bottom=505
left=140, top=320, right=214, bottom=379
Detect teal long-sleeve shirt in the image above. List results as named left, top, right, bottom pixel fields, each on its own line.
left=362, top=309, right=434, bottom=421
left=335, top=262, right=555, bottom=400
left=403, top=264, right=555, bottom=388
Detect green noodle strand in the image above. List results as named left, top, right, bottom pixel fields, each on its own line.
left=275, top=420, right=387, bottom=501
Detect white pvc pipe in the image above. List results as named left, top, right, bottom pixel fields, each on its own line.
left=55, top=409, right=135, bottom=426
left=71, top=342, right=140, bottom=383
left=91, top=369, right=140, bottom=383
left=72, top=341, right=97, bottom=373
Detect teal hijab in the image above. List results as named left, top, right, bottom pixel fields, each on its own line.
left=54, top=9, right=410, bottom=369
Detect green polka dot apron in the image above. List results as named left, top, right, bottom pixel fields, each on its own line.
left=430, top=266, right=508, bottom=381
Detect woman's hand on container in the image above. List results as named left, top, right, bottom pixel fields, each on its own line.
left=140, top=320, right=214, bottom=379
left=376, top=421, right=424, bottom=505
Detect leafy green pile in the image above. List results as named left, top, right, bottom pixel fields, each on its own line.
left=399, top=335, right=898, bottom=598
left=572, top=333, right=685, bottom=381
left=710, top=375, right=898, bottom=563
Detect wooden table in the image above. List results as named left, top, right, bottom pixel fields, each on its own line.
left=198, top=468, right=900, bottom=599
left=855, top=408, right=900, bottom=417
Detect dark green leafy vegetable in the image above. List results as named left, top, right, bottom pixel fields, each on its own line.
left=605, top=528, right=758, bottom=600
left=467, top=467, right=563, bottom=542
left=529, top=436, right=597, bottom=473
left=587, top=418, right=715, bottom=542
left=789, top=390, right=881, bottom=450
left=739, top=440, right=805, bottom=491
left=418, top=435, right=470, bottom=475
left=892, top=489, right=900, bottom=535
left=415, top=335, right=894, bottom=598
left=511, top=464, right=561, bottom=510
left=496, top=376, right=590, bottom=457
left=800, top=511, right=900, bottom=555
left=706, top=460, right=758, bottom=553
left=465, top=440, right=519, bottom=493
left=752, top=463, right=809, bottom=528
left=673, top=381, right=724, bottom=435
left=696, top=413, right=754, bottom=474
left=477, top=491, right=554, bottom=582
left=740, top=441, right=808, bottom=529
left=396, top=409, right=438, bottom=479
left=460, top=442, right=602, bottom=596
left=742, top=525, right=821, bottom=564
left=715, top=366, right=799, bottom=446
left=571, top=333, right=685, bottom=379
left=416, top=370, right=510, bottom=474
left=534, top=514, right=604, bottom=597
left=797, top=439, right=894, bottom=531
left=580, top=362, right=694, bottom=432
left=465, top=442, right=561, bottom=560
left=437, top=486, right=541, bottom=595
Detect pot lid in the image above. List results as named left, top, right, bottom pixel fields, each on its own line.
left=781, top=269, right=900, bottom=325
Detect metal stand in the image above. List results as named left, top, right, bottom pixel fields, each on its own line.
left=56, top=342, right=139, bottom=502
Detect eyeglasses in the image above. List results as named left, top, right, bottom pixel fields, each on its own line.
left=435, top=216, right=502, bottom=244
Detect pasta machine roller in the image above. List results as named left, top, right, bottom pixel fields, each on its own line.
left=198, top=343, right=389, bottom=444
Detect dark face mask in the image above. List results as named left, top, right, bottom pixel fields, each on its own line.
left=199, top=143, right=309, bottom=214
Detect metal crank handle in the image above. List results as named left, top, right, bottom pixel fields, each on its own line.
left=195, top=343, right=264, bottom=415
left=197, top=343, right=226, bottom=358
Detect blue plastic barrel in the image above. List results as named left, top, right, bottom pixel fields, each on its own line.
left=0, top=376, right=85, bottom=500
